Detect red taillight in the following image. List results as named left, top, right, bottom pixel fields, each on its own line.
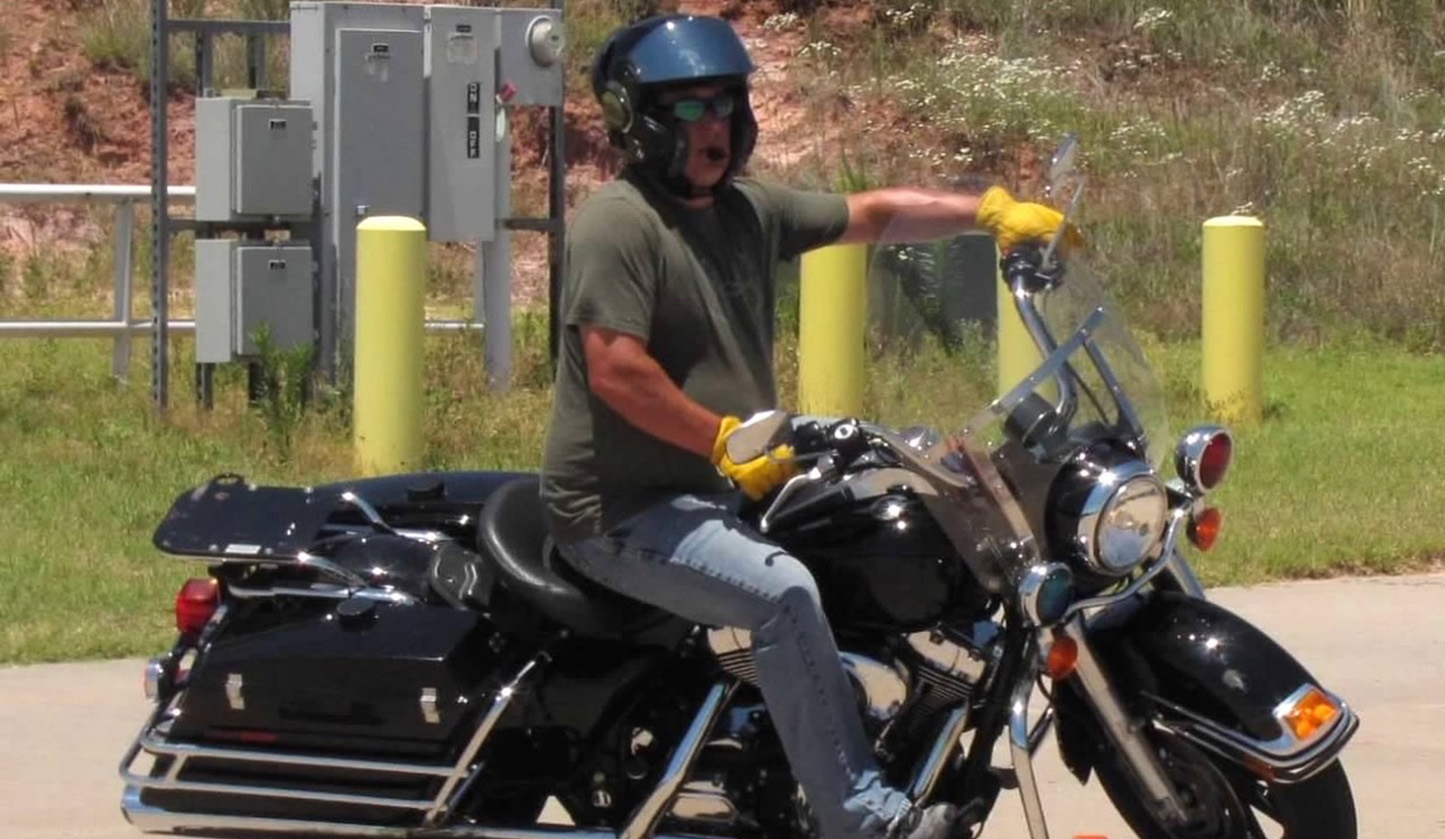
left=175, top=578, right=220, bottom=636
left=1199, top=434, right=1233, bottom=490
left=1189, top=507, right=1223, bottom=551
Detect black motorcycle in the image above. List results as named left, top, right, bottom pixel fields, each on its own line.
left=120, top=138, right=1357, bottom=839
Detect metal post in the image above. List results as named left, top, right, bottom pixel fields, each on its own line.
left=247, top=33, right=266, bottom=91
left=1202, top=215, right=1265, bottom=424
left=480, top=105, right=513, bottom=390
left=195, top=29, right=213, bottom=96
left=355, top=217, right=427, bottom=476
left=799, top=243, right=867, bottom=416
left=112, top=199, right=135, bottom=381
left=150, top=0, right=171, bottom=409
left=547, top=0, right=566, bottom=369
left=196, top=363, right=214, bottom=410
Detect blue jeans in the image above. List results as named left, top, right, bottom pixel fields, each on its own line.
left=558, top=493, right=910, bottom=839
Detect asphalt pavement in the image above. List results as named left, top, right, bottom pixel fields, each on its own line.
left=2, top=573, right=1442, bottom=839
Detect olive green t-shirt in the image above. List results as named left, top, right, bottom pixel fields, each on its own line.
left=540, top=169, right=850, bottom=543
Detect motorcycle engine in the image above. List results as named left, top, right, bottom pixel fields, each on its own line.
left=706, top=628, right=909, bottom=726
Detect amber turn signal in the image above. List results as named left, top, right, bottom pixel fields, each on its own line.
left=1188, top=507, right=1222, bottom=551
left=1045, top=635, right=1079, bottom=681
left=1281, top=688, right=1340, bottom=741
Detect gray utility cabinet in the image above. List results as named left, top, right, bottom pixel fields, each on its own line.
left=195, top=98, right=315, bottom=222
left=290, top=2, right=427, bottom=376
left=195, top=240, right=315, bottom=364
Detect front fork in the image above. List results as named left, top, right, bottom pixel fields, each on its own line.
left=1009, top=550, right=1203, bottom=839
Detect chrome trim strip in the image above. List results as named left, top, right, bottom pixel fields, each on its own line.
left=1060, top=616, right=1189, bottom=825
left=1149, top=690, right=1359, bottom=784
left=1063, top=514, right=1186, bottom=621
left=130, top=729, right=454, bottom=775
left=427, top=654, right=549, bottom=824
left=120, top=785, right=411, bottom=836
left=620, top=680, right=736, bottom=839
left=293, top=550, right=371, bottom=588
left=134, top=777, right=433, bottom=809
left=124, top=782, right=714, bottom=839
left=909, top=705, right=970, bottom=803
left=1007, top=674, right=1050, bottom=839
left=340, top=491, right=399, bottom=535
left=227, top=581, right=416, bottom=603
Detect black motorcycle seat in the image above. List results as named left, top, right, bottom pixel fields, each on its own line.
left=476, top=477, right=669, bottom=639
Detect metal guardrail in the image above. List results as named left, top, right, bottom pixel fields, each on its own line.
left=0, top=184, right=197, bottom=380
left=0, top=183, right=485, bottom=388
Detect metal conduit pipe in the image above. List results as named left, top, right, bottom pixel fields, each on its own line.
left=0, top=320, right=482, bottom=338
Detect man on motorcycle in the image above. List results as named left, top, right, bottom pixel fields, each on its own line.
left=541, top=14, right=1069, bottom=839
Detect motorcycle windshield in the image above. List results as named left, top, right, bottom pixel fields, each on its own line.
left=858, top=228, right=1171, bottom=577
left=864, top=234, right=1169, bottom=461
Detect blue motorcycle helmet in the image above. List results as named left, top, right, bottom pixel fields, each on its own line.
left=591, top=14, right=758, bottom=197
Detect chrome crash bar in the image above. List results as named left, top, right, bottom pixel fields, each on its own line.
left=119, top=654, right=548, bottom=825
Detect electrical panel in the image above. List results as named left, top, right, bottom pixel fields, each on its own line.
left=195, top=98, right=314, bottom=222
left=195, top=239, right=314, bottom=364
left=425, top=6, right=497, bottom=243
left=496, top=8, right=565, bottom=107
left=290, top=3, right=427, bottom=372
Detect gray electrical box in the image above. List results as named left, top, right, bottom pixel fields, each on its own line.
left=195, top=239, right=315, bottom=363
left=426, top=6, right=496, bottom=243
left=290, top=3, right=427, bottom=373
left=196, top=98, right=314, bottom=222
left=496, top=8, right=565, bottom=107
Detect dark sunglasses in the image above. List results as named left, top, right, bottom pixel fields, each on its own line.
left=667, top=92, right=736, bottom=123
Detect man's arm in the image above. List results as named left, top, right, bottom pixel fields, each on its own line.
left=581, top=325, right=722, bottom=459
left=835, top=188, right=984, bottom=245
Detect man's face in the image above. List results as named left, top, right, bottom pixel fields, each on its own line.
left=656, top=83, right=734, bottom=191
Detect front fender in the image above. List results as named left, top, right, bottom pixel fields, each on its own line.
left=1118, top=591, right=1313, bottom=740
left=1057, top=591, right=1358, bottom=784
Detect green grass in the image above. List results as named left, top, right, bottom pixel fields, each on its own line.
left=0, top=300, right=554, bottom=664
left=3, top=299, right=1442, bottom=663
left=782, top=0, right=1445, bottom=347
left=1153, top=340, right=1445, bottom=583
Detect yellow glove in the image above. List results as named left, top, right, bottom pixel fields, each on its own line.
left=976, top=185, right=1084, bottom=254
left=711, top=415, right=799, bottom=501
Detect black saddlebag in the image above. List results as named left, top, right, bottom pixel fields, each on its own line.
left=171, top=604, right=502, bottom=755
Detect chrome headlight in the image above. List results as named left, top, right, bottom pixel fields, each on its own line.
left=1077, top=462, right=1168, bottom=574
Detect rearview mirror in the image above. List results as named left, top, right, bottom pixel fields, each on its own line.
left=724, top=410, right=792, bottom=463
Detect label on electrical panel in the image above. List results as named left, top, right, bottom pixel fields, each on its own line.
left=467, top=116, right=481, bottom=159
left=466, top=82, right=481, bottom=114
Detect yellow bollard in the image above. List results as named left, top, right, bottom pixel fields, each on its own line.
left=799, top=243, right=867, bottom=417
left=354, top=216, right=427, bottom=475
left=1202, top=216, right=1265, bottom=424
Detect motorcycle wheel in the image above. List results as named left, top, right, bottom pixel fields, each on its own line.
left=1092, top=728, right=1356, bottom=839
